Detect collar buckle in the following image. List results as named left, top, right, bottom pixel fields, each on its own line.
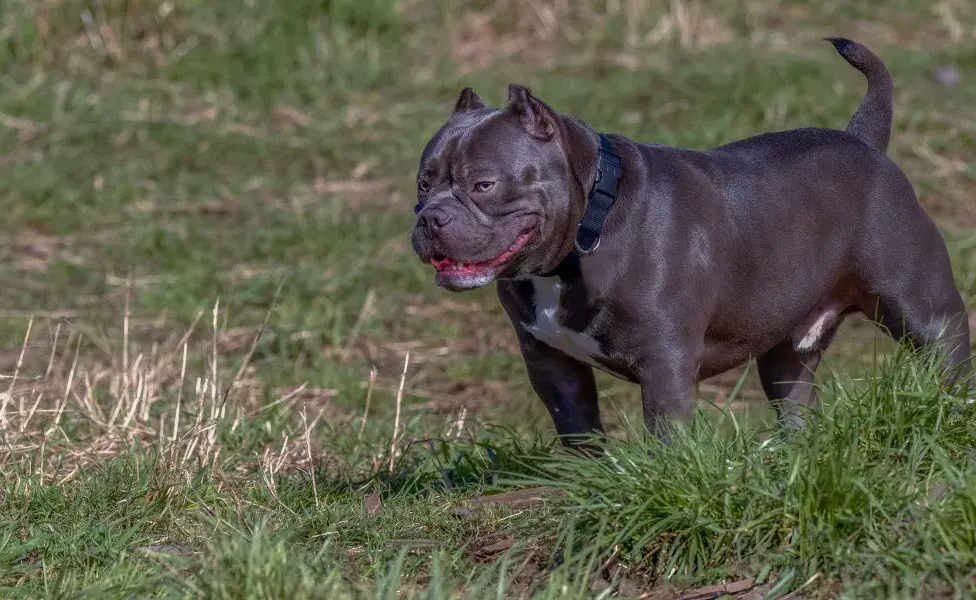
left=573, top=236, right=601, bottom=255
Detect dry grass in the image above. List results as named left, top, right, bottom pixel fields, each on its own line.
left=0, top=296, right=341, bottom=493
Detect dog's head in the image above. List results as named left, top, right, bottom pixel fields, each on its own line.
left=410, top=84, right=579, bottom=292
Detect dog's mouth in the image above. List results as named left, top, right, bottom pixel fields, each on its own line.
left=430, top=225, right=538, bottom=289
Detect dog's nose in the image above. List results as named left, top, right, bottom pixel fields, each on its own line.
left=418, top=207, right=453, bottom=232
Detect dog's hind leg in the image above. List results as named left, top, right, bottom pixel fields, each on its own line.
left=758, top=338, right=832, bottom=429
left=871, top=288, right=972, bottom=389
left=855, top=172, right=972, bottom=388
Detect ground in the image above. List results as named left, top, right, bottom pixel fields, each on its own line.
left=1, top=1, right=976, bottom=598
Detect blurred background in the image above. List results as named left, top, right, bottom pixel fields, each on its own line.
left=1, top=0, right=975, bottom=438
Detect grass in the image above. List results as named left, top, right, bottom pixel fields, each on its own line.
left=1, top=0, right=975, bottom=597
left=532, top=347, right=976, bottom=597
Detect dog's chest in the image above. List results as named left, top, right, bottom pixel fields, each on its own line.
left=521, top=276, right=627, bottom=379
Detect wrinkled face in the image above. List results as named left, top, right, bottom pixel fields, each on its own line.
left=411, top=85, right=572, bottom=292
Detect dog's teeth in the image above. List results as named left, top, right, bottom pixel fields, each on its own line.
left=445, top=262, right=480, bottom=272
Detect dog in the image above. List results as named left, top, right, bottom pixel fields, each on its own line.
left=410, top=38, right=971, bottom=443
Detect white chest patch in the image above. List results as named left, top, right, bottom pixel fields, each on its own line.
left=521, top=276, right=626, bottom=379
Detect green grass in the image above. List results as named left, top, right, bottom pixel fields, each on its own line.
left=1, top=0, right=976, bottom=597
left=528, top=346, right=976, bottom=598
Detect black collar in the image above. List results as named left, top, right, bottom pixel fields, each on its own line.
left=542, top=133, right=621, bottom=279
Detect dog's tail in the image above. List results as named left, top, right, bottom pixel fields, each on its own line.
left=826, top=37, right=893, bottom=154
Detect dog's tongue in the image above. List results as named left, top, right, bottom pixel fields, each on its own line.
left=430, top=256, right=456, bottom=270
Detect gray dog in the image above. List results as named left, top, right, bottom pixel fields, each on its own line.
left=410, top=38, right=971, bottom=443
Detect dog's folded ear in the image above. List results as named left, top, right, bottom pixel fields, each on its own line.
left=454, top=87, right=489, bottom=113
left=506, top=83, right=556, bottom=140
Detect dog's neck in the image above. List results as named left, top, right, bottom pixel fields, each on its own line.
left=545, top=114, right=603, bottom=275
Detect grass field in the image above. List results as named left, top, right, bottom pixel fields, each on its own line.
left=1, top=0, right=976, bottom=597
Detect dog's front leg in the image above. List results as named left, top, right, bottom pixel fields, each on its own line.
left=634, top=344, right=699, bottom=440
left=498, top=281, right=603, bottom=447
left=514, top=328, right=603, bottom=446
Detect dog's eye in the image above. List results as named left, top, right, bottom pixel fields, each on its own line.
left=417, top=180, right=430, bottom=193
left=474, top=181, right=495, bottom=193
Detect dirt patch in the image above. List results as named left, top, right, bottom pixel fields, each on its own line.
left=3, top=231, right=90, bottom=274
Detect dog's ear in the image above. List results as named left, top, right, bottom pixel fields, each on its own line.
left=506, top=83, right=555, bottom=140
left=454, top=87, right=488, bottom=113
